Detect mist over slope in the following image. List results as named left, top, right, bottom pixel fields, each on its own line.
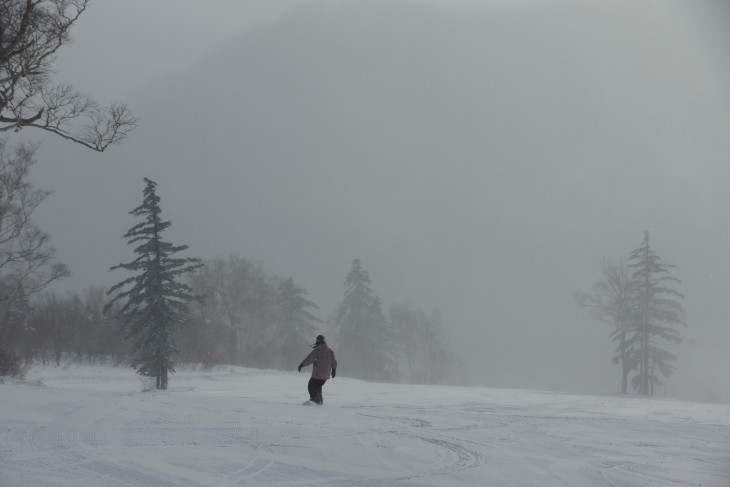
left=31, top=0, right=730, bottom=399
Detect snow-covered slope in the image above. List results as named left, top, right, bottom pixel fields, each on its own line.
left=2, top=365, right=728, bottom=486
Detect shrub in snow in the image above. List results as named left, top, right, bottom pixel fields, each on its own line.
left=0, top=349, right=28, bottom=379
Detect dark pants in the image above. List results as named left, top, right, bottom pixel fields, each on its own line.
left=307, top=378, right=327, bottom=405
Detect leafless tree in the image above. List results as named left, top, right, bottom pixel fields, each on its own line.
left=575, top=258, right=636, bottom=394
left=0, top=0, right=137, bottom=151
left=188, top=256, right=268, bottom=365
left=389, top=303, right=466, bottom=386
left=0, top=137, right=69, bottom=307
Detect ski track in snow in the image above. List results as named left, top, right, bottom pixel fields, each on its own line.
left=1, top=365, right=729, bottom=486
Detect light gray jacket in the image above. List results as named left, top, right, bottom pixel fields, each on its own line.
left=301, top=343, right=337, bottom=380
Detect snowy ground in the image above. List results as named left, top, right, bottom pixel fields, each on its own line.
left=1, top=365, right=728, bottom=487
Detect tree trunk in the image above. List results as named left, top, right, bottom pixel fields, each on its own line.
left=639, top=319, right=649, bottom=395
left=620, top=338, right=628, bottom=394
left=649, top=362, right=654, bottom=396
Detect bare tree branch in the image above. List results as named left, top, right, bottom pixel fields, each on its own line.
left=0, top=137, right=68, bottom=304
left=0, top=0, right=137, bottom=151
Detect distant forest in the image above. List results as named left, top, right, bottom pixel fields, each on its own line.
left=0, top=138, right=465, bottom=386
left=0, top=253, right=467, bottom=386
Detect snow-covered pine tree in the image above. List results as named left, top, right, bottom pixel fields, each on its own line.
left=334, top=259, right=395, bottom=382
left=105, top=178, right=202, bottom=390
left=627, top=231, right=687, bottom=395
left=274, top=277, right=321, bottom=369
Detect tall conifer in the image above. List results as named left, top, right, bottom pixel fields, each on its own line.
left=275, top=278, right=321, bottom=368
left=335, top=259, right=394, bottom=381
left=105, top=178, right=202, bottom=389
left=627, top=231, right=686, bottom=395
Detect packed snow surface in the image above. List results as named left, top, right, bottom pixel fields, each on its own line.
left=1, top=365, right=728, bottom=486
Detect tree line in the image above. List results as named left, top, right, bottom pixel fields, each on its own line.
left=0, top=143, right=690, bottom=395
left=0, top=175, right=466, bottom=388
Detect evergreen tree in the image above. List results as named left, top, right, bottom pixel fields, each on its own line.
left=274, top=278, right=321, bottom=369
left=335, top=259, right=395, bottom=382
left=105, top=178, right=202, bottom=389
left=627, top=231, right=687, bottom=395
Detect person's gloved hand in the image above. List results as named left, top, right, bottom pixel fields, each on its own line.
left=298, top=363, right=303, bottom=372
left=331, top=369, right=336, bottom=378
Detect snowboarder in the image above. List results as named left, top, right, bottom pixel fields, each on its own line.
left=297, top=334, right=337, bottom=405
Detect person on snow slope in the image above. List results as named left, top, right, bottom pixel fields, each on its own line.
left=298, top=335, right=337, bottom=405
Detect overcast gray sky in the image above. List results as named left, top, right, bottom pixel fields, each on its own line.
left=26, top=0, right=730, bottom=401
